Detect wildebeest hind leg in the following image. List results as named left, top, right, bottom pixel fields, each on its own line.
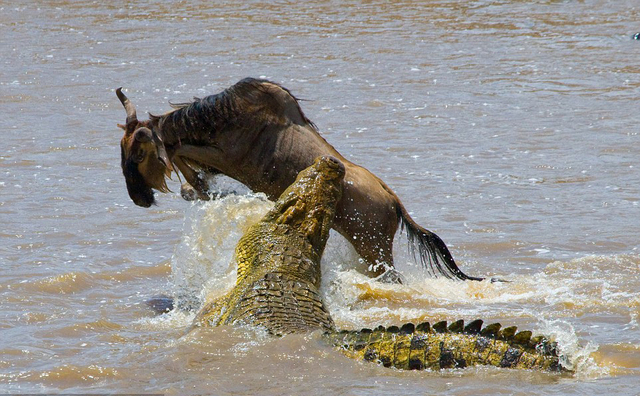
left=362, top=247, right=405, bottom=284
left=348, top=232, right=405, bottom=283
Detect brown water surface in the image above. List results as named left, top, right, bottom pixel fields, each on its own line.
left=1, top=1, right=640, bottom=394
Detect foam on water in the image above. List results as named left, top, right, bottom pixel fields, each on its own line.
left=537, top=320, right=607, bottom=379
left=136, top=308, right=196, bottom=332
left=164, top=191, right=630, bottom=377
left=169, top=191, right=273, bottom=311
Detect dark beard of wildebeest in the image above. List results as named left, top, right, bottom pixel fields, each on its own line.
left=116, top=78, right=482, bottom=281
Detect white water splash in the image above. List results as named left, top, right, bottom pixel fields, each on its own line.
left=170, top=193, right=273, bottom=311
left=537, top=319, right=607, bottom=378
left=166, top=191, right=637, bottom=378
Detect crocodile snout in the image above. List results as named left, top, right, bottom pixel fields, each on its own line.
left=317, top=155, right=345, bottom=176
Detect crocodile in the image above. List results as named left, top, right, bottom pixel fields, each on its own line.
left=194, top=156, right=566, bottom=372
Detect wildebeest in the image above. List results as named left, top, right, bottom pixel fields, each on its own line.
left=117, top=78, right=481, bottom=281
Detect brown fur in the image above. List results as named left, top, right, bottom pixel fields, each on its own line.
left=117, top=79, right=481, bottom=280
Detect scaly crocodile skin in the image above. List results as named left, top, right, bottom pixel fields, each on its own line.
left=195, top=155, right=343, bottom=334
left=194, top=156, right=566, bottom=372
left=328, top=321, right=562, bottom=371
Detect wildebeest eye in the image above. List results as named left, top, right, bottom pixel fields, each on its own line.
left=133, top=150, right=145, bottom=163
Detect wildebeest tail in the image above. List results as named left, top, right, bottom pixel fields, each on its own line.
left=397, top=204, right=483, bottom=281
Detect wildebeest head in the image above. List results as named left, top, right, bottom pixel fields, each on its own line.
left=116, top=88, right=173, bottom=207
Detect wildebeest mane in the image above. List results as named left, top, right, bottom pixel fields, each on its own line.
left=150, top=78, right=317, bottom=143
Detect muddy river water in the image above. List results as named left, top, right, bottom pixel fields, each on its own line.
left=1, top=0, right=639, bottom=394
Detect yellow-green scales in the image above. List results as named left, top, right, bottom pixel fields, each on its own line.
left=194, top=156, right=565, bottom=372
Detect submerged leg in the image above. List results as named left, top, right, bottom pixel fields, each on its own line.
left=146, top=295, right=174, bottom=315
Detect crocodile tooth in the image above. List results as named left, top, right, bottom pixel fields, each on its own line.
left=400, top=323, right=415, bottom=335
left=432, top=321, right=448, bottom=333
left=448, top=319, right=464, bottom=333
left=480, top=322, right=502, bottom=338
left=463, top=319, right=483, bottom=334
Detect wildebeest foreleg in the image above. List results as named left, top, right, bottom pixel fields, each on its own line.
left=172, top=155, right=213, bottom=201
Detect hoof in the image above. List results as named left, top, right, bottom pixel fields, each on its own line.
left=180, top=183, right=211, bottom=201
left=375, top=269, right=406, bottom=284
left=180, top=183, right=198, bottom=201
left=146, top=295, right=174, bottom=315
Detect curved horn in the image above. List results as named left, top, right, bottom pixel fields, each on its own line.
left=116, top=87, right=138, bottom=125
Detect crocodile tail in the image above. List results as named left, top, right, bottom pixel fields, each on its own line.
left=397, top=203, right=483, bottom=281
left=325, top=319, right=565, bottom=371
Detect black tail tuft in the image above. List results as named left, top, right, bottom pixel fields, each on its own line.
left=399, top=211, right=483, bottom=281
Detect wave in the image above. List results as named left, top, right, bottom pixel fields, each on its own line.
left=166, top=192, right=639, bottom=377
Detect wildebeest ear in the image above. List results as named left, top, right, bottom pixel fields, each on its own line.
left=117, top=123, right=126, bottom=130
